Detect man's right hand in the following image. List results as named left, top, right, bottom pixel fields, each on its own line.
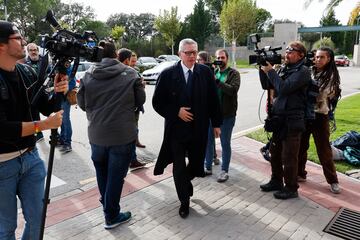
left=178, top=107, right=193, bottom=122
left=44, top=110, right=64, bottom=129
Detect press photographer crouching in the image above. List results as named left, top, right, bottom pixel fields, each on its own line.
left=259, top=41, right=311, bottom=200
left=0, top=21, right=68, bottom=239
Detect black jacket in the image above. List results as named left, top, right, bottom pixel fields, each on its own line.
left=152, top=61, right=222, bottom=176
left=0, top=64, right=56, bottom=154
left=260, top=60, right=311, bottom=132
left=216, top=67, right=240, bottom=118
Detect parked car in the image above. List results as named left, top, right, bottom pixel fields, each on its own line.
left=156, top=54, right=180, bottom=63
left=75, top=61, right=94, bottom=86
left=335, top=55, right=350, bottom=67
left=136, top=57, right=159, bottom=72
left=142, top=61, right=177, bottom=84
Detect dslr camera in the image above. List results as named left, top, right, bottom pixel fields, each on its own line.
left=248, top=34, right=282, bottom=66
left=41, top=10, right=103, bottom=63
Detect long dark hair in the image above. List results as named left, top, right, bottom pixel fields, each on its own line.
left=313, top=47, right=341, bottom=98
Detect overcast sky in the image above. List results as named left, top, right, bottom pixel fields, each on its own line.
left=63, top=0, right=358, bottom=27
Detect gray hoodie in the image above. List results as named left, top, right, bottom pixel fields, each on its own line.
left=77, top=58, right=146, bottom=146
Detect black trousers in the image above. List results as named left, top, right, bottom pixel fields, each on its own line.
left=270, top=129, right=302, bottom=192
left=170, top=138, right=195, bottom=203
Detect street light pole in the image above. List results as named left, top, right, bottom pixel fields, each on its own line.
left=356, top=16, right=360, bottom=45
left=4, top=0, right=8, bottom=21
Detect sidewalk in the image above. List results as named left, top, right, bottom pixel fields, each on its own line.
left=17, top=136, right=360, bottom=239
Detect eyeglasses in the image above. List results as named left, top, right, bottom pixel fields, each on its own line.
left=286, top=47, right=301, bottom=53
left=182, top=51, right=198, bottom=57
left=29, top=49, right=38, bottom=52
left=8, top=36, right=24, bottom=41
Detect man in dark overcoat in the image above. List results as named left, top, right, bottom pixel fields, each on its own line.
left=152, top=38, right=222, bottom=218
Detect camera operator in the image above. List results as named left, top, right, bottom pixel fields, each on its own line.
left=0, top=21, right=68, bottom=239
left=204, top=49, right=240, bottom=182
left=259, top=41, right=311, bottom=200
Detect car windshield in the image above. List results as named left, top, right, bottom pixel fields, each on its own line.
left=335, top=56, right=345, bottom=59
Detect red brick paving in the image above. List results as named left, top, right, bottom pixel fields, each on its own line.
left=15, top=136, right=360, bottom=238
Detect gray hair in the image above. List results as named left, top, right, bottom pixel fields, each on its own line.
left=178, top=38, right=198, bottom=52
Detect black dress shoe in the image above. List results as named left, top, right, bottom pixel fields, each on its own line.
left=179, top=201, right=189, bottom=218
left=260, top=179, right=283, bottom=192
left=273, top=189, right=298, bottom=200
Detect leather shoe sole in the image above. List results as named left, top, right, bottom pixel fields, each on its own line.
left=273, top=190, right=298, bottom=199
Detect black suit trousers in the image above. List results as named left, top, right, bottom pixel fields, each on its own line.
left=170, top=137, right=194, bottom=203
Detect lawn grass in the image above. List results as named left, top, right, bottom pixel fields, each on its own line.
left=235, top=59, right=252, bottom=69
left=246, top=93, right=360, bottom=173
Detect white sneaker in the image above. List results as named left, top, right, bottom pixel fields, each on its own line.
left=217, top=170, right=229, bottom=183
left=204, top=168, right=212, bottom=176
left=330, top=183, right=341, bottom=194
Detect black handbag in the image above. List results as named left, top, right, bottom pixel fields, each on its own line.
left=264, top=116, right=283, bottom=133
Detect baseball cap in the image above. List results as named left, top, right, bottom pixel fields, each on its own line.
left=0, top=21, right=20, bottom=43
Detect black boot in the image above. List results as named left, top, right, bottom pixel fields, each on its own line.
left=273, top=188, right=298, bottom=200
left=260, top=179, right=283, bottom=192
left=179, top=200, right=189, bottom=218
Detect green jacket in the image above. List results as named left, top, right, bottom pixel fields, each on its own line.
left=216, top=67, right=241, bottom=118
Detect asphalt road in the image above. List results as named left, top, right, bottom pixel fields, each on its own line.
left=37, top=66, right=360, bottom=198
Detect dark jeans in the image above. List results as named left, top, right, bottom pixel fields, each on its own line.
left=0, top=148, right=46, bottom=240
left=90, top=142, right=133, bottom=222
left=60, top=100, right=72, bottom=146
left=298, top=113, right=338, bottom=184
left=270, top=130, right=302, bottom=192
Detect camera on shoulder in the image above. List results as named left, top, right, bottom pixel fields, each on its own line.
left=248, top=33, right=282, bottom=66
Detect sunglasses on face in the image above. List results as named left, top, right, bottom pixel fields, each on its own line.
left=286, top=47, right=301, bottom=53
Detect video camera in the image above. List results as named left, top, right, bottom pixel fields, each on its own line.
left=248, top=34, right=282, bottom=66
left=304, top=51, right=315, bottom=67
left=41, top=10, right=103, bottom=64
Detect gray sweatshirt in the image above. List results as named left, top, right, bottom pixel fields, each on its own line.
left=77, top=58, right=146, bottom=146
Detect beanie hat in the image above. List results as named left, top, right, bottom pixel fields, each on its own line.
left=0, top=21, right=19, bottom=43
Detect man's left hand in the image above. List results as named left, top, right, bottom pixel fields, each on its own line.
left=54, top=74, right=69, bottom=94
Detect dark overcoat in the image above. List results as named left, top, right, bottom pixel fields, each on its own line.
left=152, top=61, right=222, bottom=177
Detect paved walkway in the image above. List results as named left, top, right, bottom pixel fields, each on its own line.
left=16, top=136, right=360, bottom=239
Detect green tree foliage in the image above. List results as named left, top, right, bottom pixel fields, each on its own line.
left=219, top=0, right=257, bottom=44
left=312, top=36, right=335, bottom=50
left=77, top=19, right=110, bottom=40
left=53, top=2, right=95, bottom=31
left=2, top=0, right=59, bottom=42
left=111, top=25, right=125, bottom=42
left=204, top=0, right=226, bottom=17
left=154, top=7, right=182, bottom=55
left=106, top=13, right=155, bottom=41
left=301, top=32, right=321, bottom=51
left=183, top=0, right=212, bottom=49
left=320, top=9, right=344, bottom=52
left=255, top=8, right=272, bottom=33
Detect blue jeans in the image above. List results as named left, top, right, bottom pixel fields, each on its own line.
left=205, top=116, right=236, bottom=172
left=60, top=100, right=72, bottom=146
left=90, top=142, right=133, bottom=222
left=0, top=148, right=46, bottom=240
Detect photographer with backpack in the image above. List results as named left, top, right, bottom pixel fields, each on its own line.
left=297, top=47, right=342, bottom=194
left=259, top=41, right=311, bottom=200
